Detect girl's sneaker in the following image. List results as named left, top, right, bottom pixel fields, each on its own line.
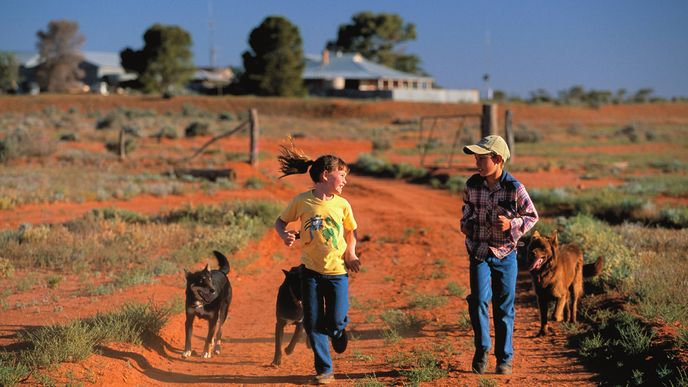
left=314, top=371, right=335, bottom=385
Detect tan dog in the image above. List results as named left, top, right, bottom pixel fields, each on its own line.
left=526, top=230, right=602, bottom=336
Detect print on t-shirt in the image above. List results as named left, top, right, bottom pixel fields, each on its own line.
left=304, top=214, right=341, bottom=249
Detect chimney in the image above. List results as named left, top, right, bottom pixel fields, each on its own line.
left=322, top=49, right=330, bottom=65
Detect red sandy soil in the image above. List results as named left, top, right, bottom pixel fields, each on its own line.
left=2, top=95, right=688, bottom=128
left=2, top=97, right=685, bottom=385
left=1, top=153, right=600, bottom=387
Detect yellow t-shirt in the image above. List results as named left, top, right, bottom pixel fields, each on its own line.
left=279, top=190, right=357, bottom=275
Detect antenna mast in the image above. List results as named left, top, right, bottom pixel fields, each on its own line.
left=208, top=0, right=217, bottom=68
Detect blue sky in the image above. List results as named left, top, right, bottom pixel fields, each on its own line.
left=2, top=0, right=687, bottom=98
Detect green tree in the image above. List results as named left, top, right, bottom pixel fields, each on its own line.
left=240, top=16, right=305, bottom=97
left=120, top=24, right=194, bottom=94
left=36, top=20, right=85, bottom=92
left=327, top=12, right=421, bottom=74
left=0, top=52, right=19, bottom=92
left=631, top=88, right=654, bottom=103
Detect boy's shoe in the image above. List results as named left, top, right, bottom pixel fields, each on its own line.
left=471, top=351, right=489, bottom=374
left=332, top=329, right=348, bottom=354
left=313, top=371, right=335, bottom=385
left=496, top=361, right=513, bottom=375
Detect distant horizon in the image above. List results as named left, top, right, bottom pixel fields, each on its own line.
left=2, top=0, right=687, bottom=98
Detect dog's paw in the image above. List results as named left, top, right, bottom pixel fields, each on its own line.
left=202, top=351, right=212, bottom=359
left=181, top=350, right=192, bottom=358
left=270, top=360, right=281, bottom=367
left=536, top=329, right=547, bottom=337
left=213, top=347, right=221, bottom=355
left=285, top=346, right=294, bottom=355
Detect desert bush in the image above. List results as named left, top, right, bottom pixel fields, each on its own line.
left=0, top=257, right=14, bottom=278
left=618, top=224, right=688, bottom=323
left=616, top=124, right=639, bottom=142
left=95, top=113, right=118, bottom=129
left=105, top=137, right=137, bottom=155
left=153, top=125, right=178, bottom=140
left=0, top=127, right=57, bottom=161
left=559, top=214, right=636, bottom=288
left=244, top=176, right=264, bottom=189
left=394, top=348, right=448, bottom=383
left=513, top=124, right=541, bottom=143
left=0, top=352, right=29, bottom=387
left=445, top=282, right=465, bottom=297
left=567, top=310, right=683, bottom=386
left=409, top=292, right=448, bottom=310
left=184, top=121, right=210, bottom=137
left=19, top=320, right=99, bottom=367
left=85, top=302, right=170, bottom=345
left=90, top=207, right=149, bottom=224
left=371, top=128, right=392, bottom=152
left=380, top=309, right=426, bottom=336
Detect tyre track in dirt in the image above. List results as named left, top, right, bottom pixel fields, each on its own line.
left=2, top=175, right=598, bottom=386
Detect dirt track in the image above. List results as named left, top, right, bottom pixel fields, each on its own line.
left=1, top=174, right=598, bottom=386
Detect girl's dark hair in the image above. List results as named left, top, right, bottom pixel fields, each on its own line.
left=278, top=143, right=347, bottom=182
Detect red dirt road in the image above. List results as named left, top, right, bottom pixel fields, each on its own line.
left=1, top=174, right=597, bottom=386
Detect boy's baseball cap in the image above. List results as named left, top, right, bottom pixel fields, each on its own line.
left=463, top=135, right=511, bottom=161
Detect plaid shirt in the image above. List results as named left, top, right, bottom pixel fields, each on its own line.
left=461, top=171, right=538, bottom=261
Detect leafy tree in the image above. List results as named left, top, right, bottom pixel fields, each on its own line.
left=327, top=12, right=421, bottom=74
left=121, top=24, right=194, bottom=94
left=0, top=52, right=19, bottom=92
left=631, top=88, right=654, bottom=103
left=35, top=20, right=85, bottom=92
left=240, top=16, right=305, bottom=97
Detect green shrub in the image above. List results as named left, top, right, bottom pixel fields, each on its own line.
left=0, top=352, right=29, bottom=387
left=560, top=214, right=637, bottom=288
left=184, top=121, right=210, bottom=137
left=409, top=293, right=447, bottom=310
left=19, top=321, right=99, bottom=366
left=398, top=349, right=448, bottom=383
left=380, top=309, right=426, bottom=336
left=0, top=258, right=14, bottom=278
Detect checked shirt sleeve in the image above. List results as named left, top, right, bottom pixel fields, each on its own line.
left=509, top=185, right=538, bottom=243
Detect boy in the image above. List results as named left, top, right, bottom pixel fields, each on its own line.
left=460, top=135, right=538, bottom=374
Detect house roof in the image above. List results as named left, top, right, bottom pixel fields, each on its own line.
left=14, top=51, right=123, bottom=68
left=303, top=51, right=432, bottom=82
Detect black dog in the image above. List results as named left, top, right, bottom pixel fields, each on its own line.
left=271, top=265, right=307, bottom=367
left=183, top=250, right=232, bottom=359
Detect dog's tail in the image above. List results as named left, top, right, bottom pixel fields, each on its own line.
left=213, top=250, right=231, bottom=275
left=583, top=256, right=603, bottom=277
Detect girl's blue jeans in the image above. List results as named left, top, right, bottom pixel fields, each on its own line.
left=301, top=268, right=349, bottom=374
left=467, top=250, right=517, bottom=364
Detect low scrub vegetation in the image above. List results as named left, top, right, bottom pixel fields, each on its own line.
left=3, top=302, right=170, bottom=385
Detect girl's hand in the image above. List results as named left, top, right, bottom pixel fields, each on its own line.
left=498, top=215, right=511, bottom=232
left=344, top=252, right=360, bottom=273
left=281, top=230, right=298, bottom=247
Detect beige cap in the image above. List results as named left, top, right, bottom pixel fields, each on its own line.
left=463, top=135, right=510, bottom=161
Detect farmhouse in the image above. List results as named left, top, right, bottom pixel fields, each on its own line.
left=303, top=50, right=479, bottom=103
left=15, top=51, right=135, bottom=94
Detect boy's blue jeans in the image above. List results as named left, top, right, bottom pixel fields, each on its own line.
left=301, top=268, right=349, bottom=374
left=467, top=250, right=517, bottom=364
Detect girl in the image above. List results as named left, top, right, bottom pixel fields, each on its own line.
left=274, top=143, right=360, bottom=385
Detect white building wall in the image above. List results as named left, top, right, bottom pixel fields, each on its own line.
left=391, top=88, right=480, bottom=103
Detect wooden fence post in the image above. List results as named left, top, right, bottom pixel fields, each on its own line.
left=249, top=108, right=259, bottom=167
left=480, top=104, right=498, bottom=138
left=505, top=109, right=514, bottom=163
left=118, top=127, right=126, bottom=161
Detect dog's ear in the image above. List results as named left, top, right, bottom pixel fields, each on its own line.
left=282, top=269, right=289, bottom=276
left=550, top=230, right=559, bottom=248
left=204, top=264, right=210, bottom=273
left=184, top=268, right=190, bottom=278
left=532, top=230, right=541, bottom=239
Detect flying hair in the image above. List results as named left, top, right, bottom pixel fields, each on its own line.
left=277, top=141, right=313, bottom=178
left=277, top=139, right=348, bottom=182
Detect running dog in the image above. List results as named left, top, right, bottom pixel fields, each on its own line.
left=271, top=265, right=306, bottom=367
left=182, top=250, right=232, bottom=358
left=526, top=230, right=603, bottom=336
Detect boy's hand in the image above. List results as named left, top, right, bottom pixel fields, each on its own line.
left=280, top=230, right=298, bottom=247
left=498, top=215, right=511, bottom=231
left=344, top=253, right=361, bottom=273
